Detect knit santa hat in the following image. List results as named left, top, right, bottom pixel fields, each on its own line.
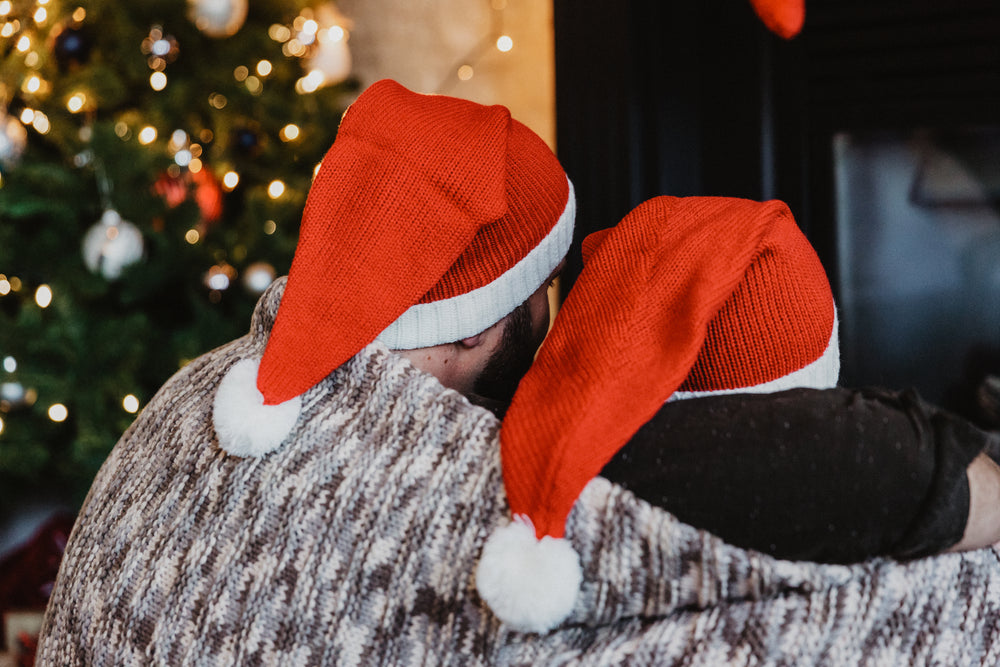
left=476, top=196, right=838, bottom=632
left=213, top=79, right=574, bottom=457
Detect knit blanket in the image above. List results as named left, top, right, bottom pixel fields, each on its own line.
left=37, top=279, right=1000, bottom=666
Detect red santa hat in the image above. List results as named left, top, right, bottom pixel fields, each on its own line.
left=213, top=79, right=574, bottom=457
left=476, top=196, right=838, bottom=632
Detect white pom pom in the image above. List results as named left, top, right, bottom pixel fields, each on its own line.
left=212, top=358, right=301, bottom=457
left=475, top=515, right=582, bottom=633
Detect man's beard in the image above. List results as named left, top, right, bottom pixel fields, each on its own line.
left=472, top=302, right=539, bottom=407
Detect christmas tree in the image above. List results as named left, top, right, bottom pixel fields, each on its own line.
left=0, top=0, right=356, bottom=513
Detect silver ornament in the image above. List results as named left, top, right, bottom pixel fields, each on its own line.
left=188, top=0, right=248, bottom=38
left=81, top=209, right=145, bottom=280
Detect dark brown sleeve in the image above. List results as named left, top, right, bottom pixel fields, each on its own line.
left=599, top=387, right=997, bottom=563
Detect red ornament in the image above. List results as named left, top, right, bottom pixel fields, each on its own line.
left=191, top=168, right=224, bottom=225
left=152, top=168, right=224, bottom=230
left=749, top=0, right=805, bottom=39
left=153, top=172, right=187, bottom=209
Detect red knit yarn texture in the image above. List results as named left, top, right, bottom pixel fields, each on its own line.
left=500, top=197, right=831, bottom=539
left=258, top=80, right=526, bottom=404
left=678, top=215, right=833, bottom=392
left=420, top=120, right=568, bottom=302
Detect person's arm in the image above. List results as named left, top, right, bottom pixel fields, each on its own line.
left=948, top=452, right=1000, bottom=553
left=599, top=386, right=1000, bottom=563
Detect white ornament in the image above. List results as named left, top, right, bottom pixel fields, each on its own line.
left=188, top=0, right=248, bottom=38
left=82, top=209, right=145, bottom=280
left=0, top=112, right=28, bottom=167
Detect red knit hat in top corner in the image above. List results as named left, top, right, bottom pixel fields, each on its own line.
left=475, top=196, right=838, bottom=634
left=211, top=79, right=574, bottom=459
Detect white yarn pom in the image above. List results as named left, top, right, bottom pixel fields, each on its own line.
left=212, top=358, right=301, bottom=457
left=475, top=515, right=582, bottom=633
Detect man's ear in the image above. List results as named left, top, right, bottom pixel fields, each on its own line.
left=458, top=333, right=484, bottom=349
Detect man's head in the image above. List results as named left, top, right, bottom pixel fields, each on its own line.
left=213, top=79, right=573, bottom=456
left=397, top=258, right=562, bottom=405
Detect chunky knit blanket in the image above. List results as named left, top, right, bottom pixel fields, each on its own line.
left=37, top=279, right=1000, bottom=666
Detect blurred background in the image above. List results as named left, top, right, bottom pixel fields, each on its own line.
left=0, top=0, right=998, bottom=659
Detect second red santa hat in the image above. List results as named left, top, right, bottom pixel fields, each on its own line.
left=476, top=196, right=838, bottom=632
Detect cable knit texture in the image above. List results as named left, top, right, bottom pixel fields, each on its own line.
left=37, top=278, right=1000, bottom=665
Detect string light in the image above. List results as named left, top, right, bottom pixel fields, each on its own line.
left=441, top=0, right=511, bottom=92
left=122, top=394, right=140, bottom=413
left=222, top=171, right=239, bottom=190
left=3, top=356, right=16, bottom=372
left=296, top=69, right=325, bottom=94
left=138, top=126, right=157, bottom=144
left=263, top=220, right=277, bottom=235
left=168, top=129, right=187, bottom=151
left=0, top=416, right=4, bottom=435
left=35, top=284, right=52, bottom=307
left=256, top=59, right=272, bottom=76
left=206, top=267, right=230, bottom=290
left=150, top=71, right=167, bottom=91
left=0, top=1, right=11, bottom=16
left=0, top=277, right=8, bottom=295
left=185, top=229, right=200, bottom=244
left=267, top=180, right=285, bottom=199
left=273, top=7, right=350, bottom=86
left=72, top=7, right=85, bottom=22
left=31, top=112, right=50, bottom=134
left=280, top=124, right=300, bottom=141
left=48, top=403, right=68, bottom=422
left=268, top=24, right=291, bottom=42
left=33, top=6, right=46, bottom=24
left=16, top=34, right=30, bottom=52
left=66, top=92, right=86, bottom=113
left=23, top=75, right=42, bottom=94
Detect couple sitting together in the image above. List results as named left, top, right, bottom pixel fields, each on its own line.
left=38, top=80, right=1000, bottom=665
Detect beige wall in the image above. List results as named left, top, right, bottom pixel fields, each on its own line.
left=338, top=0, right=555, bottom=149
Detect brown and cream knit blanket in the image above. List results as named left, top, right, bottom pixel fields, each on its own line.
left=37, top=279, right=1000, bottom=665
